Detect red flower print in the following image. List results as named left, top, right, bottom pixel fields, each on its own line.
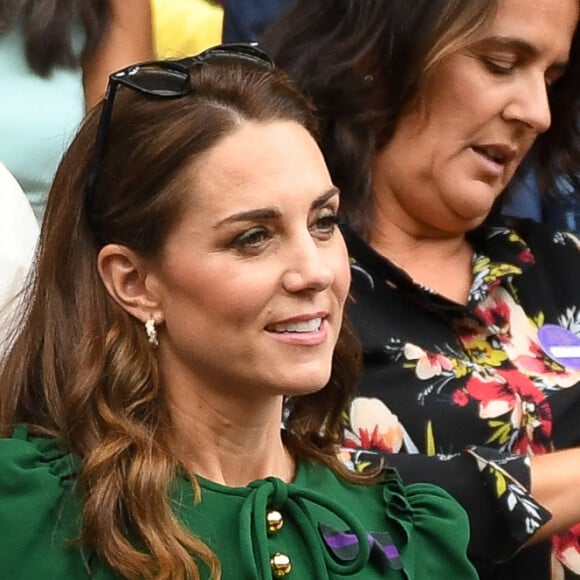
left=474, top=296, right=510, bottom=331
left=553, top=523, right=580, bottom=573
left=518, top=249, right=535, bottom=264
left=452, top=389, right=470, bottom=407
left=454, top=369, right=552, bottom=453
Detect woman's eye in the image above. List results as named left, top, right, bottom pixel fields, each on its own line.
left=484, top=57, right=515, bottom=75
left=311, top=209, right=339, bottom=238
left=229, top=226, right=270, bottom=250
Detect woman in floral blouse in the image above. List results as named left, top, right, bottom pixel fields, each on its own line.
left=266, top=0, right=580, bottom=577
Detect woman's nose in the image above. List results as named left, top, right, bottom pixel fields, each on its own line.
left=502, top=73, right=552, bottom=134
left=281, top=236, right=334, bottom=294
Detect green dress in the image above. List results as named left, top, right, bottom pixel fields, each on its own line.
left=0, top=427, right=477, bottom=579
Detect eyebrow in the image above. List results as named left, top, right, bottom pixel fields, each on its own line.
left=474, top=35, right=570, bottom=72
left=214, top=186, right=340, bottom=228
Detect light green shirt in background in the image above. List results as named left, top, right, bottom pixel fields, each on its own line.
left=0, top=25, right=85, bottom=223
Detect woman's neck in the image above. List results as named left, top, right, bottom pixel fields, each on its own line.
left=369, top=211, right=474, bottom=305
left=165, top=383, right=294, bottom=487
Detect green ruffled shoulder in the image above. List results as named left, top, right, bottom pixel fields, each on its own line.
left=0, top=426, right=104, bottom=579
left=4, top=424, right=80, bottom=478
left=298, top=462, right=477, bottom=578
left=377, top=470, right=478, bottom=579
left=396, top=481, right=478, bottom=578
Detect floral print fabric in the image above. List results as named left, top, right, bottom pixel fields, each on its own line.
left=343, top=218, right=580, bottom=579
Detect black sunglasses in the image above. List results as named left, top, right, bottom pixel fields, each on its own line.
left=84, top=43, right=275, bottom=220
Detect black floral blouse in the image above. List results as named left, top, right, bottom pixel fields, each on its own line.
left=341, top=217, right=580, bottom=579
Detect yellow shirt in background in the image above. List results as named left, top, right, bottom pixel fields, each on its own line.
left=151, top=0, right=223, bottom=59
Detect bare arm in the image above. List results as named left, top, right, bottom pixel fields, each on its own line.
left=528, top=448, right=580, bottom=543
left=82, top=0, right=154, bottom=110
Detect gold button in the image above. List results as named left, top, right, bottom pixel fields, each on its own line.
left=266, top=509, right=284, bottom=534
left=270, top=552, right=292, bottom=577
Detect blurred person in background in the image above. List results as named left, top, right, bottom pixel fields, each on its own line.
left=503, top=156, right=580, bottom=234
left=152, top=0, right=223, bottom=59
left=0, top=162, right=38, bottom=351
left=0, top=0, right=153, bottom=222
left=221, top=0, right=293, bottom=43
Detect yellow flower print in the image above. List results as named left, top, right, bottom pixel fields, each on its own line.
left=486, top=263, right=522, bottom=282
left=464, top=338, right=508, bottom=367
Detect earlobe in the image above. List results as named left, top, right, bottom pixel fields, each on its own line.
left=97, top=244, right=162, bottom=324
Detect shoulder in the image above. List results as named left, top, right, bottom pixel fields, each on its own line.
left=385, top=475, right=477, bottom=578
left=298, top=457, right=470, bottom=522
left=300, top=463, right=473, bottom=552
left=474, top=217, right=580, bottom=296
left=492, top=216, right=580, bottom=261
left=299, top=463, right=477, bottom=577
left=0, top=427, right=90, bottom=577
left=0, top=424, right=78, bottom=486
left=513, top=219, right=580, bottom=299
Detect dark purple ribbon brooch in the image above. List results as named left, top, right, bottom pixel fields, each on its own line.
left=319, top=523, right=403, bottom=571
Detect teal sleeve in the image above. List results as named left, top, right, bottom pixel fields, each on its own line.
left=402, top=482, right=479, bottom=578
left=0, top=429, right=91, bottom=579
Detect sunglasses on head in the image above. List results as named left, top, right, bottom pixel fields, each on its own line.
left=84, top=43, right=275, bottom=220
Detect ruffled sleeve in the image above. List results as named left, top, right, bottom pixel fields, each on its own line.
left=0, top=426, right=90, bottom=578
left=341, top=445, right=551, bottom=575
left=378, top=470, right=478, bottom=579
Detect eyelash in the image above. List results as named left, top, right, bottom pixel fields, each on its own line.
left=483, top=57, right=516, bottom=75
left=483, top=57, right=560, bottom=90
left=313, top=212, right=340, bottom=238
left=228, top=210, right=340, bottom=253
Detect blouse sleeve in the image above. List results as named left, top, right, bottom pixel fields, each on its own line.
left=0, top=426, right=90, bottom=578
left=341, top=445, right=551, bottom=575
left=399, top=481, right=479, bottom=578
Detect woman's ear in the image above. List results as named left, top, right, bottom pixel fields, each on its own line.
left=97, top=244, right=163, bottom=324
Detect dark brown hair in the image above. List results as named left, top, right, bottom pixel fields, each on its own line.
left=264, top=0, right=580, bottom=235
left=0, top=55, right=362, bottom=578
left=0, top=0, right=110, bottom=76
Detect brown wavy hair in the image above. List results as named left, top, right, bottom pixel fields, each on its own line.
left=0, top=55, right=362, bottom=578
left=264, top=0, right=580, bottom=236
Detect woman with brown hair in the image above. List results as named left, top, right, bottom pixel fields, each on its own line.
left=0, top=44, right=477, bottom=579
